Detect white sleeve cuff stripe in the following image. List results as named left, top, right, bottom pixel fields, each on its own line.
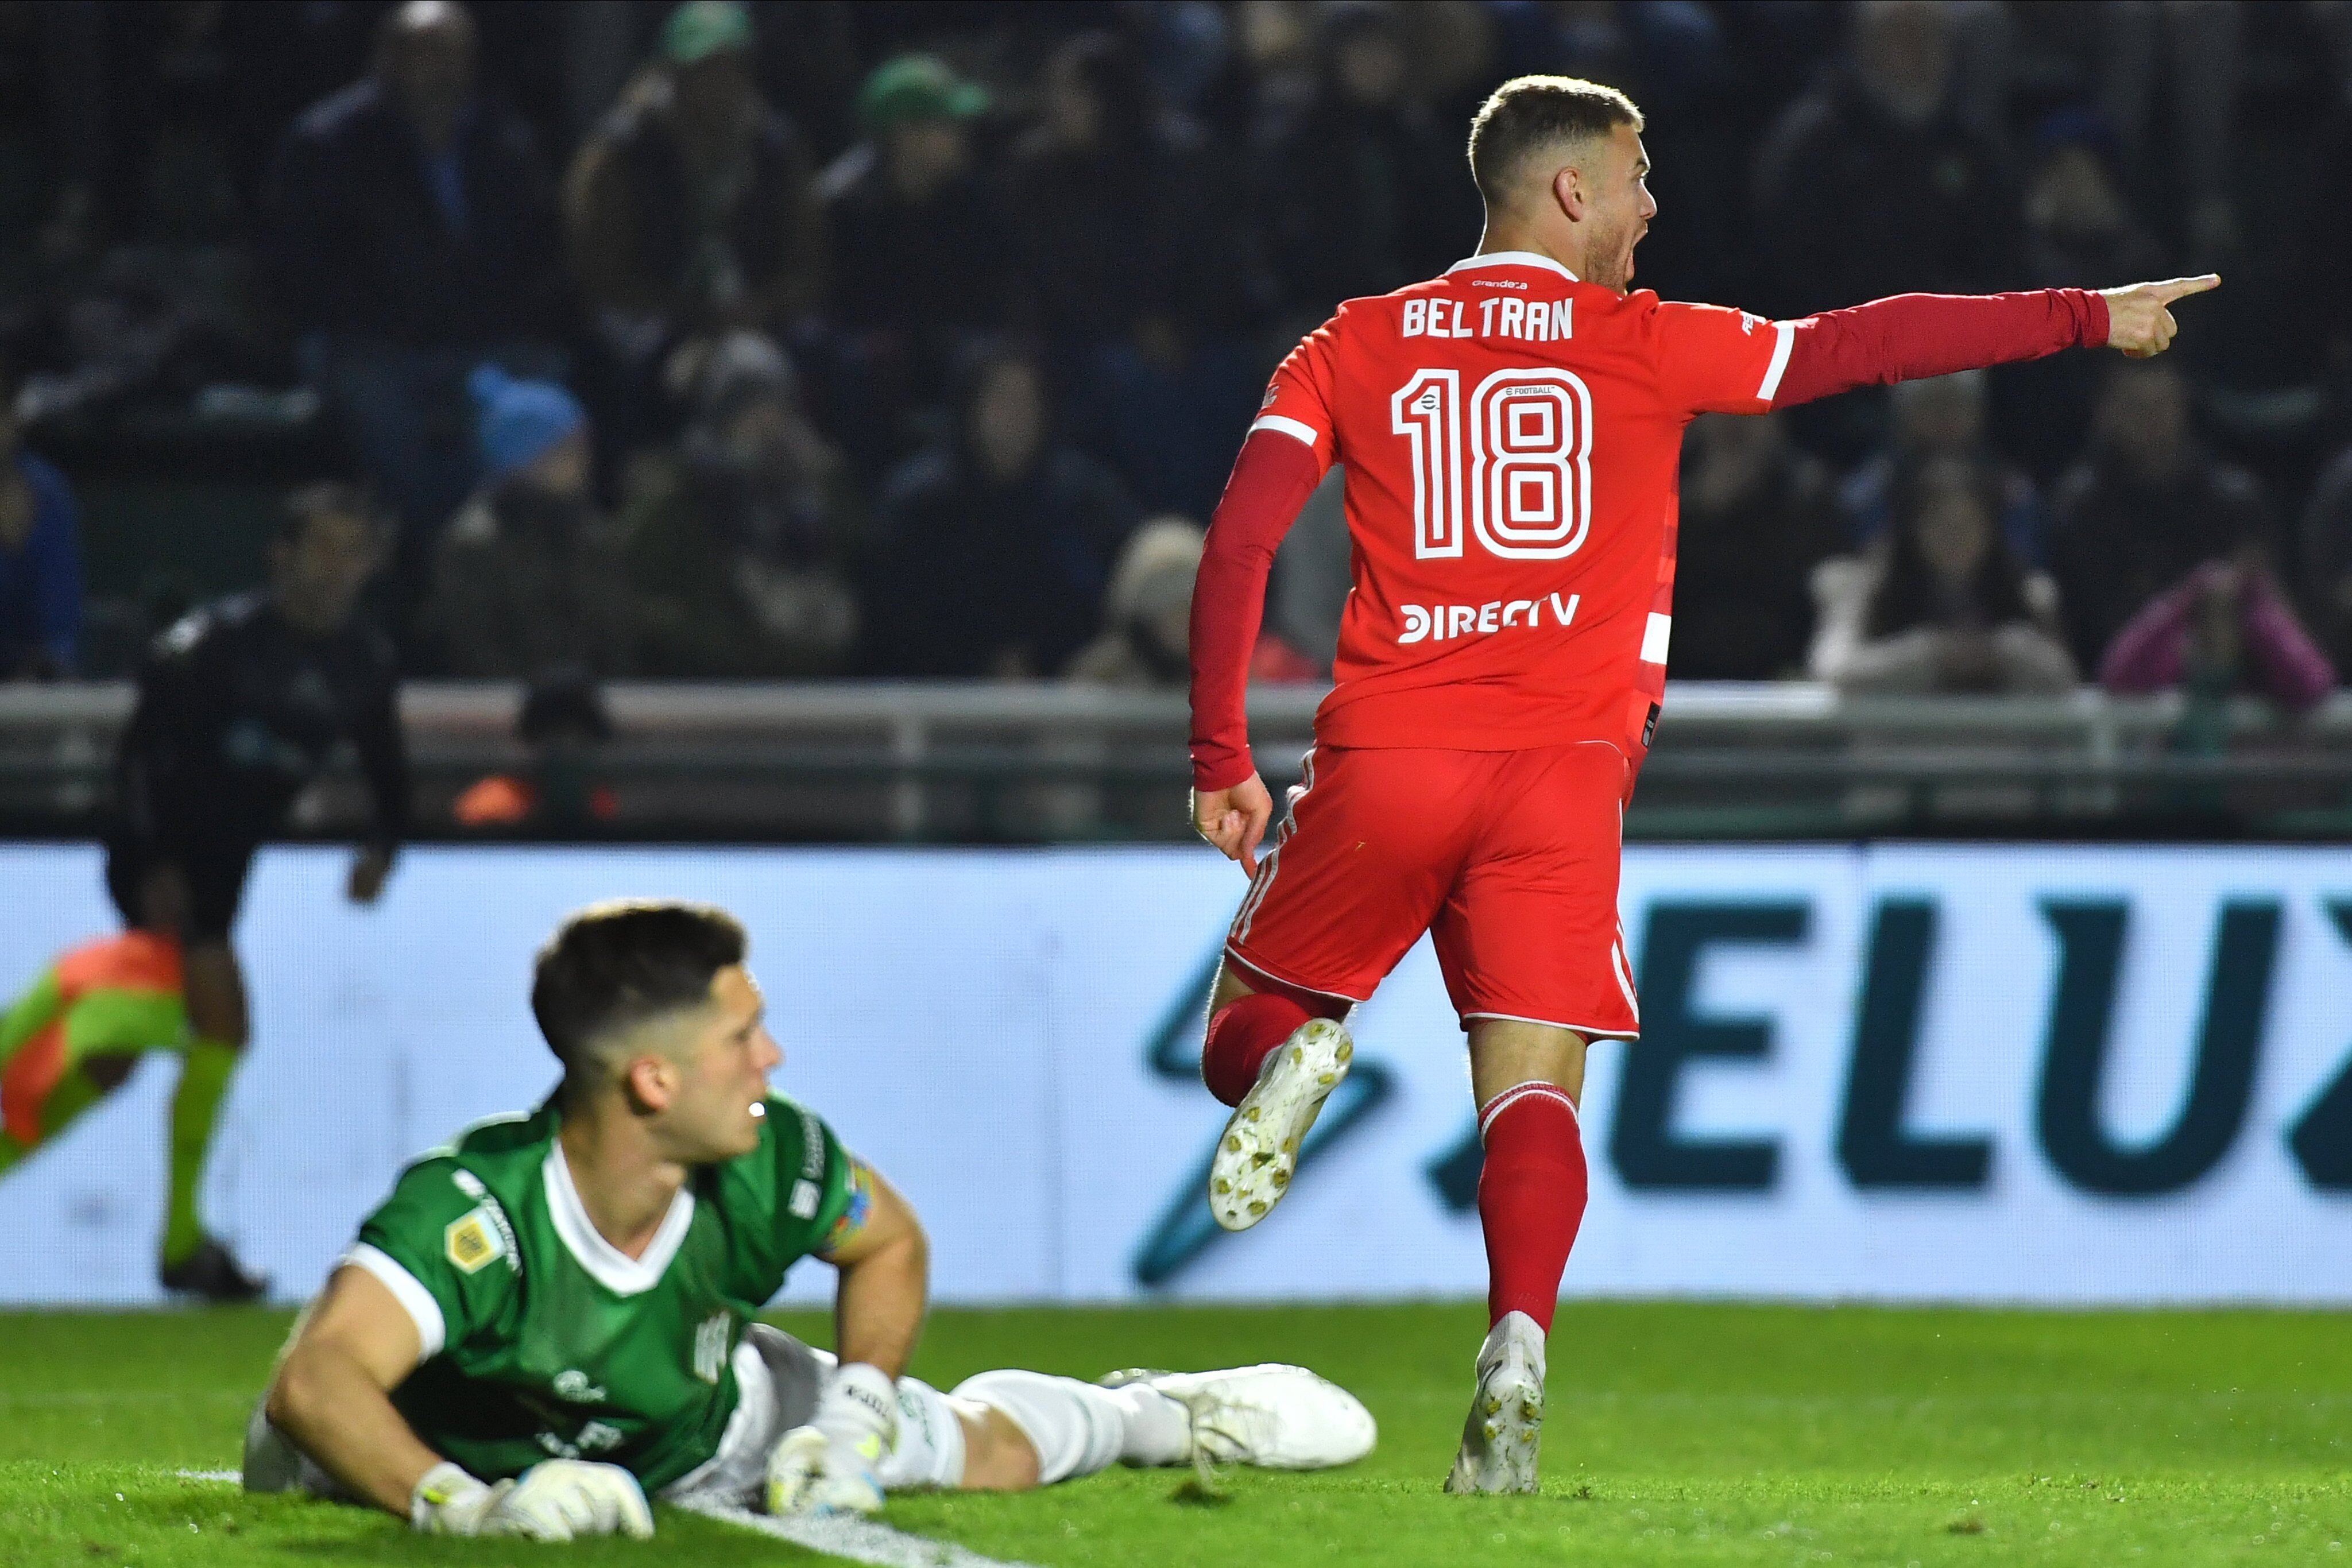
left=343, top=1243, right=446, bottom=1364
left=1757, top=320, right=1795, bottom=402
left=1250, top=414, right=1323, bottom=449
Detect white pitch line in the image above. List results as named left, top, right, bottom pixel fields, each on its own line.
left=175, top=1469, right=1040, bottom=1568
left=678, top=1497, right=1043, bottom=1568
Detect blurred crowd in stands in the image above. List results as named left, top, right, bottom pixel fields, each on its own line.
left=4, top=0, right=2352, bottom=717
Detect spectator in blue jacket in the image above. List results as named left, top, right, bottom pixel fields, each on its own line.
left=0, top=365, right=84, bottom=680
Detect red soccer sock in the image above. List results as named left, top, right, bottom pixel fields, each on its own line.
left=1200, top=992, right=1313, bottom=1107
left=1476, top=1082, right=1589, bottom=1332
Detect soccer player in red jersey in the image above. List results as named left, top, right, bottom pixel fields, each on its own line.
left=1184, top=75, right=2215, bottom=1493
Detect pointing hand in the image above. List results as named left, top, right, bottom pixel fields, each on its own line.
left=2099, top=275, right=2219, bottom=359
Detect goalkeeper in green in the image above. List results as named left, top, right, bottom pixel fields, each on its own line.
left=245, top=899, right=1374, bottom=1539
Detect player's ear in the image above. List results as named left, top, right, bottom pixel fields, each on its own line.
left=621, top=1052, right=675, bottom=1113
left=1552, top=163, right=1585, bottom=224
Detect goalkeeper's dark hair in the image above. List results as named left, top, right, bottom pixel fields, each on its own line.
left=532, top=900, right=747, bottom=1086
left=1467, top=75, right=1643, bottom=210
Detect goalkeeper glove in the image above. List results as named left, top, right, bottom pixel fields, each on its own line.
left=408, top=1461, right=511, bottom=1535
left=767, top=1361, right=896, bottom=1516
left=483, top=1459, right=655, bottom=1541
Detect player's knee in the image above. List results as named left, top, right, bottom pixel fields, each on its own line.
left=79, top=1051, right=138, bottom=1093
left=951, top=1371, right=1119, bottom=1486
left=954, top=1405, right=1044, bottom=1492
left=182, top=966, right=249, bottom=1047
left=1206, top=959, right=1259, bottom=1013
left=192, top=1018, right=249, bottom=1051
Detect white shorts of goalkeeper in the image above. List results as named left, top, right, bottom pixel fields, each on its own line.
left=663, top=1323, right=980, bottom=1508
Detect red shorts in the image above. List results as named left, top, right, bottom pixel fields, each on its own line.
left=1225, top=741, right=1639, bottom=1037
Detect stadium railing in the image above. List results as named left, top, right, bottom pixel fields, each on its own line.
left=3, top=681, right=2350, bottom=842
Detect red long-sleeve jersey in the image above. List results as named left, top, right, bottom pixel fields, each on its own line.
left=1189, top=254, right=2107, bottom=791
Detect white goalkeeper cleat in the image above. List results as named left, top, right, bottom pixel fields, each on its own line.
left=1208, top=1016, right=1352, bottom=1231
left=1101, top=1365, right=1375, bottom=1470
left=1444, top=1311, right=1546, bottom=1496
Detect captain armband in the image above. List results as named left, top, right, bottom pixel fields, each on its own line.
left=818, top=1157, right=877, bottom=1253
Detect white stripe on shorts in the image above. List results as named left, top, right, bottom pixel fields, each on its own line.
left=1232, top=748, right=1315, bottom=943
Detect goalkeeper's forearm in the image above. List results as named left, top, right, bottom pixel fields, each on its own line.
left=265, top=1339, right=444, bottom=1517
left=832, top=1226, right=927, bottom=1380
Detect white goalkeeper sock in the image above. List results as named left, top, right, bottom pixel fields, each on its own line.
left=951, top=1372, right=1190, bottom=1484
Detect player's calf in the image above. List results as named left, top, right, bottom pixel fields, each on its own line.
left=1475, top=1080, right=1588, bottom=1331
left=1446, top=1076, right=1587, bottom=1495
left=1201, top=990, right=1311, bottom=1106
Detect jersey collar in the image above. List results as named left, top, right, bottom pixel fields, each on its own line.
left=1448, top=251, right=1579, bottom=282
left=544, top=1144, right=698, bottom=1296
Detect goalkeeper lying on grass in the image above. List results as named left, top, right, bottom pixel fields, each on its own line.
left=245, top=899, right=1373, bottom=1540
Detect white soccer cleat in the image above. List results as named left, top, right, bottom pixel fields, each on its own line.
left=1208, top=1017, right=1352, bottom=1231
left=1444, top=1311, right=1547, bottom=1495
left=1101, top=1364, right=1376, bottom=1470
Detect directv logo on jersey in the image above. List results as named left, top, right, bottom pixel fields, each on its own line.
left=1398, top=594, right=1579, bottom=644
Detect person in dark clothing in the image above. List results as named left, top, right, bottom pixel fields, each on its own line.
left=0, top=485, right=405, bottom=1303
left=1811, top=455, right=2077, bottom=694
left=423, top=367, right=635, bottom=679
left=451, top=663, right=620, bottom=831
left=1009, top=31, right=1267, bottom=521
left=1753, top=0, right=2017, bottom=318
left=621, top=332, right=863, bottom=677
left=1999, top=110, right=2171, bottom=478
left=1254, top=3, right=1478, bottom=316
left=2020, top=111, right=2168, bottom=291
left=2047, top=359, right=2273, bottom=672
left=1842, top=371, right=2047, bottom=564
left=1670, top=412, right=1844, bottom=680
left=815, top=54, right=1002, bottom=474
left=262, top=1, right=565, bottom=583
left=0, top=360, right=83, bottom=679
left=1001, top=30, right=1251, bottom=353
left=564, top=1, right=827, bottom=357
left=821, top=55, right=997, bottom=340
left=862, top=343, right=1138, bottom=677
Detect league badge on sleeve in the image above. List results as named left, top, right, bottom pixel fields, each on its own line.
left=445, top=1208, right=508, bottom=1275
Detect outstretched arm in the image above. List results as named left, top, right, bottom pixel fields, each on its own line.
left=264, top=1264, right=439, bottom=1516
left=1769, top=276, right=2219, bottom=409
left=1187, top=430, right=1324, bottom=874
left=771, top=1164, right=930, bottom=1517
left=817, top=1160, right=928, bottom=1381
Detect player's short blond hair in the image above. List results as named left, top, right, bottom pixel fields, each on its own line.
left=1467, top=75, right=1644, bottom=210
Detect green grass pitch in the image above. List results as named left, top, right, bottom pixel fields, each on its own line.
left=3, top=1301, right=2346, bottom=1566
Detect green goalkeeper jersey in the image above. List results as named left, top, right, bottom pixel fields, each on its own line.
left=346, top=1095, right=859, bottom=1490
